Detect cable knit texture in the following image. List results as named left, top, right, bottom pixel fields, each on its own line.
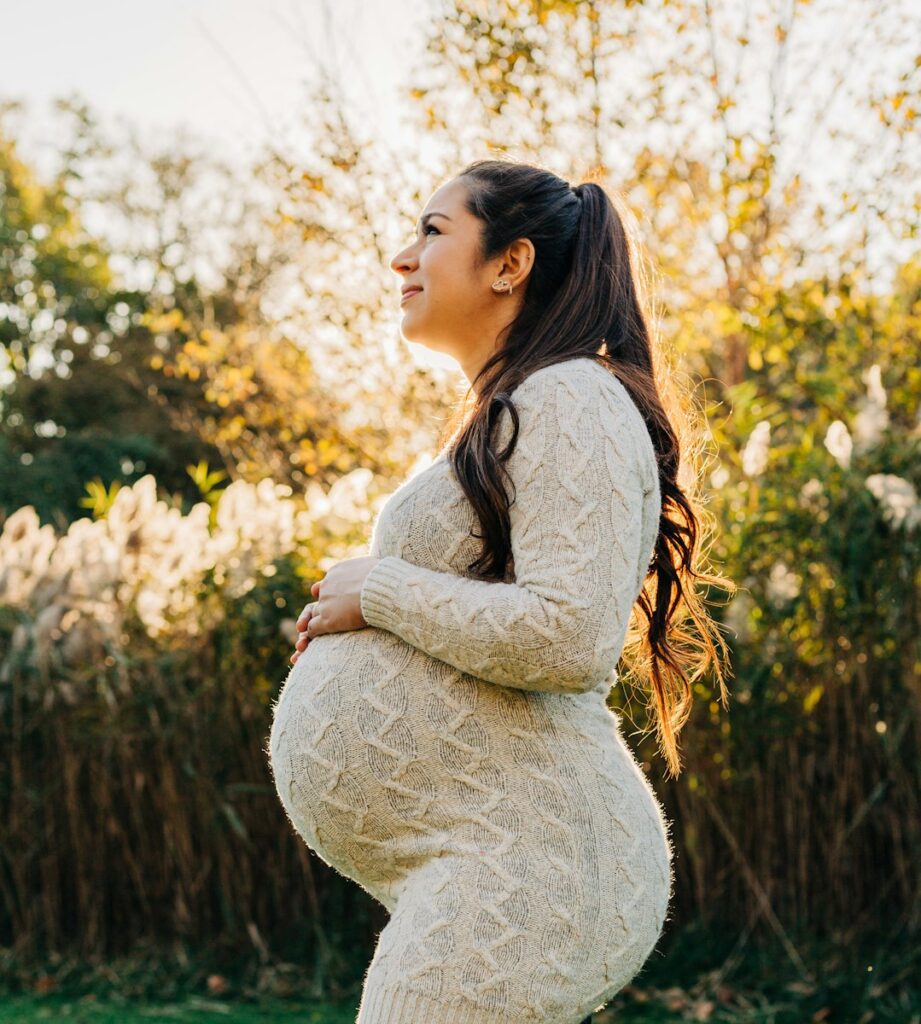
left=268, top=356, right=674, bottom=1023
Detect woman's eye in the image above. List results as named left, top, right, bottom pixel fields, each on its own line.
left=423, top=225, right=440, bottom=236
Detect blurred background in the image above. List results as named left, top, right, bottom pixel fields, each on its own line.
left=0, top=1, right=918, bottom=1021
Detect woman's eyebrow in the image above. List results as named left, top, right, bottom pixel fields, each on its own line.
left=416, top=212, right=453, bottom=230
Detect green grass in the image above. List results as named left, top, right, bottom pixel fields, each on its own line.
left=2, top=925, right=917, bottom=1024
left=3, top=988, right=919, bottom=1024
left=0, top=994, right=691, bottom=1023
left=0, top=995, right=359, bottom=1023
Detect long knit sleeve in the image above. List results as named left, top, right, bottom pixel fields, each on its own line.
left=359, top=360, right=659, bottom=695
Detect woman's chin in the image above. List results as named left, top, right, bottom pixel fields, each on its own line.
left=399, top=318, right=426, bottom=343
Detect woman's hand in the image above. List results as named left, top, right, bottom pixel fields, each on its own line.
left=290, top=555, right=380, bottom=665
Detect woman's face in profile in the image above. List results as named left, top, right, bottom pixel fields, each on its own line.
left=390, top=175, right=533, bottom=386
left=390, top=176, right=490, bottom=358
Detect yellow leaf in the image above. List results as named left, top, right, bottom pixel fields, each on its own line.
left=803, top=684, right=824, bottom=714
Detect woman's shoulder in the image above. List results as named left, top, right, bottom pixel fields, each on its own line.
left=512, top=354, right=598, bottom=388
left=512, top=356, right=641, bottom=428
left=513, top=355, right=627, bottom=402
left=511, top=356, right=658, bottom=487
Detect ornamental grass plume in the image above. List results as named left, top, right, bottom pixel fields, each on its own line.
left=741, top=420, right=771, bottom=477
left=0, top=470, right=377, bottom=681
left=853, top=364, right=890, bottom=452
left=824, top=420, right=853, bottom=469
left=865, top=473, right=921, bottom=532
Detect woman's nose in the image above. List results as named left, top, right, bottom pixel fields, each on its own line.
left=390, top=244, right=418, bottom=274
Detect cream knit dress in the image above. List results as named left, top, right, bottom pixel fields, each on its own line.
left=268, top=356, right=674, bottom=1023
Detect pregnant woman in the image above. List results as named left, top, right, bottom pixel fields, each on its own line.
left=268, top=159, right=732, bottom=1023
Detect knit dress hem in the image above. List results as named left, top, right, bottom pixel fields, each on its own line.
left=357, top=983, right=604, bottom=1023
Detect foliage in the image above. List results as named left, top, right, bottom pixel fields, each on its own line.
left=0, top=101, right=226, bottom=520
left=0, top=99, right=434, bottom=526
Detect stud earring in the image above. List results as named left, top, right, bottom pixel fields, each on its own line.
left=492, top=279, right=514, bottom=295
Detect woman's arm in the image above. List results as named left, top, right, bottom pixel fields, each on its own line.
left=359, top=362, right=657, bottom=695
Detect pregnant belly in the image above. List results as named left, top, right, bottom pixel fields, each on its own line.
left=269, top=627, right=484, bottom=898
left=268, top=627, right=671, bottom=919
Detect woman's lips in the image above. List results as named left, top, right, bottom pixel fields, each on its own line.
left=401, top=288, right=422, bottom=304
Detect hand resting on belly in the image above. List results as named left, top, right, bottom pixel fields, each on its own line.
left=290, top=554, right=381, bottom=665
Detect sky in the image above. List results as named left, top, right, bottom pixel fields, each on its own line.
left=2, top=0, right=916, bottom=302
left=1, top=0, right=436, bottom=171
left=1, top=0, right=456, bottom=377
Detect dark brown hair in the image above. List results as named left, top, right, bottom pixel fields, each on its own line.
left=438, top=157, right=735, bottom=779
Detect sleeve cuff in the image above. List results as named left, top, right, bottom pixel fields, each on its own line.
left=360, top=555, right=415, bottom=632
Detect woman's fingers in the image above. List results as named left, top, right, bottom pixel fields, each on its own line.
left=291, top=615, right=312, bottom=666
left=291, top=599, right=323, bottom=668
left=290, top=631, right=309, bottom=665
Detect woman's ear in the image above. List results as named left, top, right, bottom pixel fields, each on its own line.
left=501, top=237, right=535, bottom=290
